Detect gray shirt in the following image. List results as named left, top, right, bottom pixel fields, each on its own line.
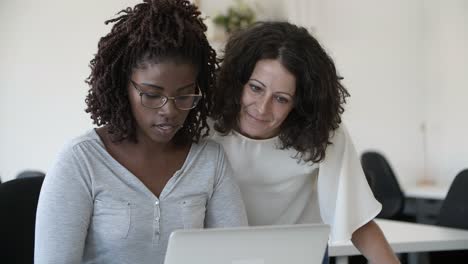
left=35, top=129, right=247, bottom=264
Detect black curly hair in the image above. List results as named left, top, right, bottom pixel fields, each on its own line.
left=212, top=21, right=350, bottom=163
left=85, top=0, right=216, bottom=145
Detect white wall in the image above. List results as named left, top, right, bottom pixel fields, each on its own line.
left=282, top=0, right=468, bottom=186
left=1, top=0, right=467, bottom=185
left=422, top=0, right=468, bottom=184
left=0, top=0, right=141, bottom=181
left=304, top=0, right=427, bottom=186
left=0, top=0, right=286, bottom=182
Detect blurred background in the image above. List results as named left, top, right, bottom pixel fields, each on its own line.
left=1, top=0, right=467, bottom=189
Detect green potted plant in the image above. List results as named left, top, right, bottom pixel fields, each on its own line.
left=212, top=0, right=256, bottom=34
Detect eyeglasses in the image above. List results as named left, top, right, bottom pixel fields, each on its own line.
left=130, top=80, right=202, bottom=110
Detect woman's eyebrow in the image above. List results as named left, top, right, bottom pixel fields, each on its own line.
left=249, top=78, right=266, bottom=88
left=139, top=82, right=196, bottom=91
left=176, top=82, right=197, bottom=92
left=140, top=82, right=164, bottom=91
left=275, top=91, right=294, bottom=98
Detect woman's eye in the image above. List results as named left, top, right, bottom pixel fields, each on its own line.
left=144, top=93, right=163, bottom=100
left=176, top=95, right=192, bottom=101
left=274, top=95, right=290, bottom=104
left=249, top=84, right=263, bottom=93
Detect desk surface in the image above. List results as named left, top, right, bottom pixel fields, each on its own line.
left=330, top=219, right=468, bottom=257
left=403, top=183, right=450, bottom=200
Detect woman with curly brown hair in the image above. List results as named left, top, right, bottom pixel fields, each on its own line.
left=34, top=1, right=246, bottom=263
left=211, top=21, right=399, bottom=264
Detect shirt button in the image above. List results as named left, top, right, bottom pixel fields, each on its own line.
left=155, top=201, right=159, bottom=205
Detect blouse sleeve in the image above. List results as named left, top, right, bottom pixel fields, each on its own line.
left=317, top=124, right=382, bottom=243
left=34, top=142, right=93, bottom=263
left=204, top=144, right=248, bottom=228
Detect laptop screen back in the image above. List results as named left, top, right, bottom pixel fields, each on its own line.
left=164, top=224, right=330, bottom=264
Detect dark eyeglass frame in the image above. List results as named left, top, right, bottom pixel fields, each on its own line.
left=130, top=80, right=202, bottom=110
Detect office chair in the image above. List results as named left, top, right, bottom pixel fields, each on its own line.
left=16, top=170, right=45, bottom=179
left=360, top=151, right=405, bottom=219
left=429, top=169, right=468, bottom=264
left=0, top=176, right=45, bottom=264
left=347, top=151, right=411, bottom=264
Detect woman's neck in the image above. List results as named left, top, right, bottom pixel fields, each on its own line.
left=96, top=126, right=184, bottom=159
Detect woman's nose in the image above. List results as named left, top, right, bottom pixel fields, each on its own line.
left=157, top=99, right=178, bottom=117
left=256, top=95, right=272, bottom=114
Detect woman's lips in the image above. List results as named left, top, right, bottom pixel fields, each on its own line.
left=246, top=112, right=269, bottom=123
left=152, top=123, right=181, bottom=134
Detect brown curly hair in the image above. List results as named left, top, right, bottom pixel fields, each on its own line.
left=85, top=0, right=216, bottom=145
left=212, top=21, right=349, bottom=163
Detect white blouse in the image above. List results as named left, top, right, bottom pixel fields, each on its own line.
left=212, top=124, right=381, bottom=243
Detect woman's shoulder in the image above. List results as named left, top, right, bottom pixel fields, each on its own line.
left=328, top=123, right=350, bottom=145
left=68, top=129, right=100, bottom=146
left=56, top=129, right=102, bottom=160
left=46, top=130, right=100, bottom=185
left=192, top=138, right=224, bottom=156
left=321, top=122, right=359, bottom=166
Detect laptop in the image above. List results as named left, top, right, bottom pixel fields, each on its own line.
left=164, top=224, right=330, bottom=264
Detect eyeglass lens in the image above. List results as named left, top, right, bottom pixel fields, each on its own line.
left=141, top=94, right=201, bottom=110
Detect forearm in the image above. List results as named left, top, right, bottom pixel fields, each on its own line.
left=351, top=220, right=400, bottom=264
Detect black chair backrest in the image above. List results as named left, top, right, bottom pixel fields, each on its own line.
left=430, top=169, right=468, bottom=263
left=437, top=169, right=468, bottom=229
left=361, top=151, right=404, bottom=219
left=16, top=170, right=45, bottom=179
left=0, top=176, right=45, bottom=264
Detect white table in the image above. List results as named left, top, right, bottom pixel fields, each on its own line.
left=401, top=181, right=451, bottom=225
left=403, top=183, right=450, bottom=200
left=330, top=219, right=468, bottom=264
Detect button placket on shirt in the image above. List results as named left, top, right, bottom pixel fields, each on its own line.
left=153, top=199, right=161, bottom=243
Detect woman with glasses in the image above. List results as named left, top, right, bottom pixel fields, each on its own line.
left=35, top=1, right=247, bottom=263
left=211, top=22, right=399, bottom=263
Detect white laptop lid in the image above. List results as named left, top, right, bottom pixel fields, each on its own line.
left=164, top=224, right=330, bottom=264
